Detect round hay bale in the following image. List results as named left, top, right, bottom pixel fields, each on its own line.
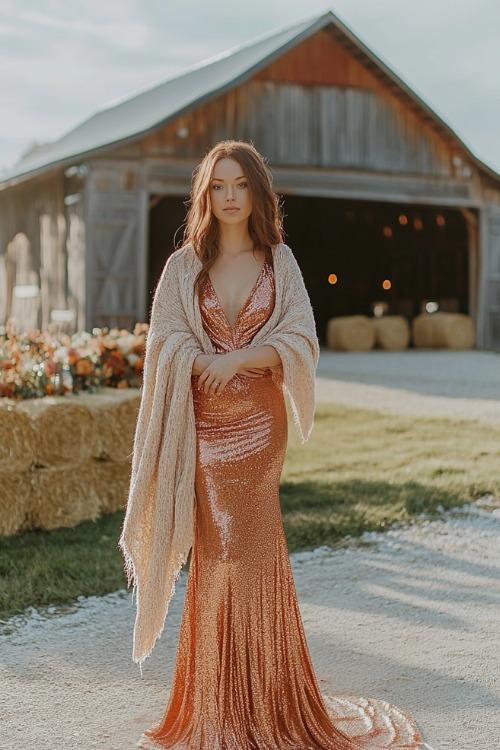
left=412, top=314, right=434, bottom=348
left=16, top=399, right=98, bottom=467
left=373, top=316, right=410, bottom=351
left=0, top=473, right=33, bottom=536
left=326, top=316, right=375, bottom=352
left=412, top=313, right=475, bottom=349
left=0, top=402, right=36, bottom=472
left=31, top=464, right=100, bottom=530
left=92, top=460, right=131, bottom=514
left=90, top=396, right=140, bottom=462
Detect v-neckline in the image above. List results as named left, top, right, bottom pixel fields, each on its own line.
left=207, top=261, right=267, bottom=329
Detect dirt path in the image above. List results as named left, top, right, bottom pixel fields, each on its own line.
left=2, top=351, right=499, bottom=749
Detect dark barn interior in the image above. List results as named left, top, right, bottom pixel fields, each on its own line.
left=148, top=195, right=188, bottom=300
left=283, top=196, right=470, bottom=343
left=148, top=194, right=470, bottom=344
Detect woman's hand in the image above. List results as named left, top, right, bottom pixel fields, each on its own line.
left=196, top=351, right=241, bottom=394
left=197, top=351, right=268, bottom=394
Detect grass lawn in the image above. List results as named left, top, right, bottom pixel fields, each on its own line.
left=1, top=402, right=499, bottom=621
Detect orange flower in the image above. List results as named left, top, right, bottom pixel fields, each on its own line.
left=76, top=359, right=92, bottom=375
left=45, top=383, right=56, bottom=395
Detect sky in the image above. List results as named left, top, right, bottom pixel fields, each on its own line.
left=1, top=0, right=499, bottom=175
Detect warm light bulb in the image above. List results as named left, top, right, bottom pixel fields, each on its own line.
left=328, top=273, right=338, bottom=285
left=383, top=226, right=393, bottom=238
left=436, top=215, right=446, bottom=227
left=414, top=218, right=423, bottom=230
left=382, top=279, right=391, bottom=290
left=398, top=215, right=408, bottom=225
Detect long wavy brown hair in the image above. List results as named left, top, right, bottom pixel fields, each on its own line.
left=179, top=140, right=284, bottom=296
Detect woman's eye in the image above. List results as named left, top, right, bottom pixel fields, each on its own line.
left=238, top=182, right=247, bottom=188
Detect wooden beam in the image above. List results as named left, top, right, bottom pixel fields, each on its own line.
left=459, top=207, right=480, bottom=331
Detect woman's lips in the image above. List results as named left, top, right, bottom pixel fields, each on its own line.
left=224, top=207, right=239, bottom=212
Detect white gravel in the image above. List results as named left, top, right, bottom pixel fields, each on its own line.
left=1, top=501, right=499, bottom=750
left=1, top=350, right=499, bottom=750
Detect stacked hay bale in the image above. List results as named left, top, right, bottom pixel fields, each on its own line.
left=0, top=388, right=140, bottom=537
left=373, top=316, right=410, bottom=351
left=0, top=406, right=36, bottom=536
left=412, top=312, right=475, bottom=349
left=326, top=315, right=376, bottom=351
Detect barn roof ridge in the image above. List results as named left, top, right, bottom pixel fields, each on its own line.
left=1, top=8, right=499, bottom=188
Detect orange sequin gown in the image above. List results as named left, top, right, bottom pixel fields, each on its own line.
left=140, top=259, right=429, bottom=750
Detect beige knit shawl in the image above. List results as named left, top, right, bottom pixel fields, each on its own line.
left=119, top=242, right=319, bottom=665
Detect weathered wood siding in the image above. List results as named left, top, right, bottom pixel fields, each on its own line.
left=0, top=174, right=73, bottom=332
left=479, top=205, right=500, bottom=348
left=139, top=80, right=457, bottom=177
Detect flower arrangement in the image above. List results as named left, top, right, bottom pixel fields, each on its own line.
left=0, top=323, right=148, bottom=400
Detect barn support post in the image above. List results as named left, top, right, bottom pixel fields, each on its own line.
left=136, top=162, right=150, bottom=325
left=478, top=205, right=500, bottom=350
left=459, top=207, right=479, bottom=335
left=83, top=171, right=93, bottom=333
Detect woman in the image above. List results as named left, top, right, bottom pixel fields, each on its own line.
left=119, top=140, right=432, bottom=750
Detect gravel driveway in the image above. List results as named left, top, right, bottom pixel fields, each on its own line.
left=316, top=349, right=500, bottom=422
left=1, top=350, right=499, bottom=750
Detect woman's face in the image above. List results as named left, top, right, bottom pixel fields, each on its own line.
left=209, top=157, right=252, bottom=227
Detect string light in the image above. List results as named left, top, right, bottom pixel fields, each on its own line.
left=398, top=215, right=408, bottom=225
left=383, top=226, right=393, bottom=238
left=414, top=218, right=423, bottom=230
left=436, top=215, right=446, bottom=227
left=373, top=303, right=387, bottom=318
left=328, top=273, right=338, bottom=285
left=382, top=279, right=392, bottom=290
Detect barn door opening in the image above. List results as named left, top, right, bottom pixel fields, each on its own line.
left=281, top=196, right=471, bottom=345
left=147, top=194, right=188, bottom=316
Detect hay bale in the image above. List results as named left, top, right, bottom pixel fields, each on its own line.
left=16, top=398, right=98, bottom=467
left=92, top=460, right=131, bottom=514
left=412, top=313, right=475, bottom=349
left=326, top=316, right=375, bottom=352
left=89, top=395, right=140, bottom=462
left=0, top=473, right=33, bottom=536
left=373, top=316, right=410, bottom=351
left=0, top=402, right=36, bottom=472
left=412, top=314, right=434, bottom=348
left=30, top=464, right=100, bottom=530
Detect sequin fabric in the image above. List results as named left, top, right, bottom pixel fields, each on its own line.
left=139, top=260, right=428, bottom=750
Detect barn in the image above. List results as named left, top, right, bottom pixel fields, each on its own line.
left=1, top=10, right=500, bottom=348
